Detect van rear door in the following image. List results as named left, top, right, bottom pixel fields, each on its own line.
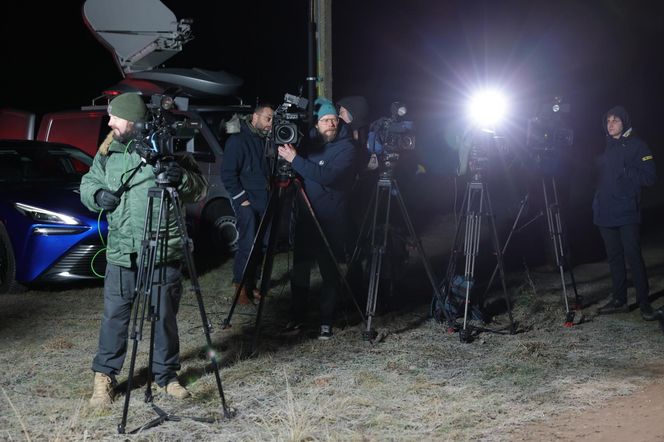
left=36, top=111, right=109, bottom=157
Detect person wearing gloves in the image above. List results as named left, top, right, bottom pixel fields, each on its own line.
left=80, top=93, right=208, bottom=407
left=278, top=97, right=358, bottom=339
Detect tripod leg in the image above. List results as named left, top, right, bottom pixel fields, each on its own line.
left=543, top=178, right=582, bottom=323
left=223, top=187, right=279, bottom=329
left=363, top=181, right=392, bottom=340
left=250, top=186, right=289, bottom=355
left=293, top=180, right=366, bottom=322
left=461, top=184, right=483, bottom=338
left=390, top=180, right=441, bottom=299
left=169, top=188, right=233, bottom=417
left=119, top=187, right=168, bottom=433
left=484, top=193, right=529, bottom=298
left=348, top=181, right=379, bottom=268
left=483, top=185, right=515, bottom=333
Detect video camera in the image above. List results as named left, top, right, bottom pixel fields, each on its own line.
left=272, top=93, right=309, bottom=145
left=367, top=101, right=416, bottom=165
left=131, top=94, right=200, bottom=164
left=526, top=96, right=573, bottom=151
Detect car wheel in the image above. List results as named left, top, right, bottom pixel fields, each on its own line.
left=202, top=200, right=238, bottom=254
left=0, top=221, right=18, bottom=294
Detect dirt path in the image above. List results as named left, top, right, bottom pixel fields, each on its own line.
left=509, top=379, right=664, bottom=441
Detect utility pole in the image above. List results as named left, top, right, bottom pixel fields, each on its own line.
left=315, top=0, right=333, bottom=100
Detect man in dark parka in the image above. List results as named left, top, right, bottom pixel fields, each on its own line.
left=278, top=98, right=357, bottom=339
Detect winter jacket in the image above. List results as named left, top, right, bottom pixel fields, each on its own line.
left=291, top=124, right=357, bottom=256
left=592, top=106, right=656, bottom=227
left=80, top=134, right=208, bottom=267
left=220, top=118, right=271, bottom=209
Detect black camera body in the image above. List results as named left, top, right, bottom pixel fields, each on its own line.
left=272, top=93, right=309, bottom=145
left=131, top=94, right=199, bottom=164
left=367, top=102, right=416, bottom=172
left=526, top=96, right=573, bottom=151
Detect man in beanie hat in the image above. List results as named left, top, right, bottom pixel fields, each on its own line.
left=80, top=93, right=208, bottom=406
left=220, top=103, right=274, bottom=304
left=594, top=105, right=658, bottom=320
left=278, top=97, right=358, bottom=339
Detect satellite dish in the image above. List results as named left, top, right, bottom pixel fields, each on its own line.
left=83, top=0, right=193, bottom=75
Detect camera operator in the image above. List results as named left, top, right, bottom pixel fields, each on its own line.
left=80, top=93, right=208, bottom=407
left=277, top=97, right=358, bottom=339
left=220, top=103, right=274, bottom=304
left=594, top=105, right=658, bottom=321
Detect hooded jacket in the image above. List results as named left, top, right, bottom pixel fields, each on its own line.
left=291, top=123, right=357, bottom=256
left=80, top=133, right=208, bottom=267
left=592, top=106, right=656, bottom=227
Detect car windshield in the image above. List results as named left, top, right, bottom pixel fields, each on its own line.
left=0, top=146, right=92, bottom=185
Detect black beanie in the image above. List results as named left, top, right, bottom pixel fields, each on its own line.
left=337, top=96, right=369, bottom=130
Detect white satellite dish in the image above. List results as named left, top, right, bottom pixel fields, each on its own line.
left=83, top=0, right=193, bottom=75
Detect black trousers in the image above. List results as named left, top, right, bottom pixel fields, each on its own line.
left=290, top=216, right=339, bottom=326
left=599, top=224, right=649, bottom=305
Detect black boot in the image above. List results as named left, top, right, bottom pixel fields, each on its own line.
left=597, top=298, right=629, bottom=315
left=640, top=303, right=660, bottom=321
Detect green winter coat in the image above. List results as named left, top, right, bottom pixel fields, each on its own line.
left=80, top=135, right=208, bottom=268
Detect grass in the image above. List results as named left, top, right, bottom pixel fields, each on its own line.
left=1, top=237, right=664, bottom=441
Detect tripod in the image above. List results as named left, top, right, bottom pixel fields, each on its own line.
left=440, top=166, right=515, bottom=343
left=118, top=169, right=231, bottom=434
left=349, top=165, right=443, bottom=340
left=484, top=172, right=582, bottom=325
left=222, top=170, right=364, bottom=353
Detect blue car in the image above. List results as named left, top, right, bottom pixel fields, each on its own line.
left=0, top=140, right=107, bottom=292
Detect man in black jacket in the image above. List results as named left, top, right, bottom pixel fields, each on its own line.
left=278, top=98, right=357, bottom=339
left=221, top=103, right=273, bottom=304
left=593, top=105, right=658, bottom=320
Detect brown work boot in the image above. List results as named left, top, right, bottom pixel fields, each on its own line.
left=163, top=380, right=191, bottom=399
left=233, top=283, right=251, bottom=305
left=89, top=372, right=114, bottom=407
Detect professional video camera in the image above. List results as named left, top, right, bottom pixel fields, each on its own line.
left=526, top=96, right=573, bottom=151
left=131, top=94, right=200, bottom=164
left=270, top=93, right=308, bottom=181
left=272, top=93, right=309, bottom=145
left=367, top=102, right=416, bottom=169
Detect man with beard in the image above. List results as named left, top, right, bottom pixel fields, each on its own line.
left=594, top=105, right=658, bottom=321
left=80, top=93, right=208, bottom=407
left=221, top=103, right=273, bottom=304
left=278, top=97, right=357, bottom=339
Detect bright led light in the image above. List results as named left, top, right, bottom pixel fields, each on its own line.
left=14, top=202, right=82, bottom=225
left=468, top=89, right=508, bottom=128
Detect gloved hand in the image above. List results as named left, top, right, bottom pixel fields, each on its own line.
left=157, top=162, right=183, bottom=185
left=94, top=189, right=121, bottom=211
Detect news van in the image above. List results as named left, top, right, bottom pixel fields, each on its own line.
left=1, top=0, right=255, bottom=254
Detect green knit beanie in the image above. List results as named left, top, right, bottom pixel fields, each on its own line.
left=107, top=93, right=147, bottom=122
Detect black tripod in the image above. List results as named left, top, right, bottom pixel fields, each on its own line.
left=349, top=164, right=443, bottom=340
left=484, top=172, right=582, bottom=325
left=222, top=169, right=364, bottom=353
left=440, top=164, right=516, bottom=342
left=118, top=167, right=231, bottom=434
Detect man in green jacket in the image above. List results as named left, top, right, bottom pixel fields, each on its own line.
left=80, top=93, right=208, bottom=407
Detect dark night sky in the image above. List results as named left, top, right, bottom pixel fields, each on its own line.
left=3, top=0, right=664, bottom=157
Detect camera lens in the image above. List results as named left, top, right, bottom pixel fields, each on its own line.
left=275, top=124, right=296, bottom=144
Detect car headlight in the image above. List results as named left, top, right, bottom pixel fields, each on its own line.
left=14, top=202, right=83, bottom=225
